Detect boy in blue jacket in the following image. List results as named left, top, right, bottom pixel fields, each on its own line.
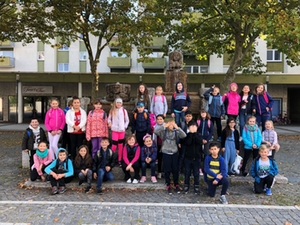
left=45, top=148, right=74, bottom=195
left=251, top=144, right=278, bottom=196
left=204, top=142, right=229, bottom=204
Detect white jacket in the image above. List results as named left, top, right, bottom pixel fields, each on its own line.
left=66, top=108, right=87, bottom=133
left=108, top=107, right=129, bottom=132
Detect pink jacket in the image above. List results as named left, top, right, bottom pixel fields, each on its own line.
left=86, top=109, right=109, bottom=141
left=45, top=108, right=66, bottom=131
left=32, top=152, right=53, bottom=176
left=222, top=91, right=241, bottom=116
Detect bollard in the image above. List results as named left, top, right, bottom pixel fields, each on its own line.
left=22, top=151, right=30, bottom=169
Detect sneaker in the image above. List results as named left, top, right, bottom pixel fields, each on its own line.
left=118, top=161, right=122, bottom=168
left=79, top=180, right=84, bottom=186
left=242, top=172, right=249, bottom=177
left=51, top=186, right=58, bottom=195
left=183, top=186, right=189, bottom=194
left=220, top=195, right=228, bottom=204
left=58, top=186, right=66, bottom=194
left=265, top=188, right=272, bottom=196
left=151, top=176, right=157, bottom=183
left=97, top=188, right=103, bottom=195
left=199, top=168, right=204, bottom=176
left=126, top=178, right=132, bottom=183
left=85, top=186, right=91, bottom=193
left=239, top=137, right=243, bottom=142
left=140, top=176, right=146, bottom=183
left=175, top=185, right=181, bottom=194
left=194, top=186, right=200, bottom=195
left=166, top=185, right=172, bottom=195
left=217, top=137, right=222, bottom=142
left=228, top=172, right=235, bottom=177
left=263, top=186, right=267, bottom=192
left=157, top=173, right=162, bottom=179
left=132, top=179, right=139, bottom=184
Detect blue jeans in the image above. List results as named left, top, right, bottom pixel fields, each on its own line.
left=141, top=161, right=156, bottom=176
left=96, top=168, right=114, bottom=189
left=239, top=110, right=252, bottom=136
left=256, top=113, right=270, bottom=132
left=175, top=111, right=185, bottom=127
left=184, top=158, right=200, bottom=187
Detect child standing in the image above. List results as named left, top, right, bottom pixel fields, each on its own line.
left=86, top=99, right=108, bottom=158
left=66, top=96, right=87, bottom=160
left=251, top=144, right=278, bottom=195
left=239, top=85, right=256, bottom=137
left=150, top=86, right=168, bottom=117
left=183, top=121, right=203, bottom=194
left=108, top=98, right=129, bottom=166
left=92, top=138, right=117, bottom=195
left=45, top=148, right=74, bottom=195
left=122, top=135, right=141, bottom=184
left=61, top=100, right=72, bottom=150
left=131, top=102, right=151, bottom=148
left=31, top=141, right=53, bottom=182
left=197, top=109, right=214, bottom=157
left=171, top=81, right=191, bottom=126
left=262, top=120, right=280, bottom=159
left=140, top=134, right=158, bottom=183
left=204, top=142, right=229, bottom=204
left=154, top=119, right=186, bottom=194
left=74, top=145, right=93, bottom=193
left=204, top=85, right=225, bottom=141
left=222, top=82, right=241, bottom=119
left=241, top=116, right=262, bottom=177
left=45, top=98, right=66, bottom=159
left=136, top=83, right=151, bottom=112
left=254, top=83, right=274, bottom=131
left=22, top=118, right=48, bottom=171
left=221, top=118, right=240, bottom=176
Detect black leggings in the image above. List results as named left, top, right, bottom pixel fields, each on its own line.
left=241, top=148, right=259, bottom=172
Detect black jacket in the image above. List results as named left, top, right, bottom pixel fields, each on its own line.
left=92, top=148, right=117, bottom=173
left=21, top=127, right=47, bottom=151
left=184, top=132, right=203, bottom=160
left=221, top=129, right=240, bottom=150
left=239, top=93, right=256, bottom=115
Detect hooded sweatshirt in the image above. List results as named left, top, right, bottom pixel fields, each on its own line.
left=170, top=82, right=191, bottom=113
left=45, top=149, right=74, bottom=177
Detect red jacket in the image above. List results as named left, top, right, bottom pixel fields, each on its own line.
left=86, top=109, right=108, bottom=140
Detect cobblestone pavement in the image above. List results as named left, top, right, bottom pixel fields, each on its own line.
left=0, top=131, right=299, bottom=224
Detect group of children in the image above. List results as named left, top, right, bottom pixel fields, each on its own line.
left=21, top=81, right=279, bottom=204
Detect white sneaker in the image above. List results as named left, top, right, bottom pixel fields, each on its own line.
left=220, top=195, right=228, bottom=204
left=157, top=173, right=162, bottom=179
left=126, top=178, right=132, bottom=183
left=199, top=168, right=204, bottom=176
left=239, top=137, right=243, bottom=142
left=132, top=179, right=139, bottom=184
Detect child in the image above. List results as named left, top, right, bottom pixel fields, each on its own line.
left=241, top=116, right=262, bottom=177
left=221, top=118, right=240, bottom=176
left=31, top=141, right=53, bottom=182
left=197, top=109, right=214, bottom=157
left=22, top=118, right=48, bottom=171
left=154, top=119, right=186, bottom=194
left=66, top=96, right=87, bottom=160
left=45, top=148, right=74, bottom=195
left=61, top=100, right=72, bottom=150
left=204, top=142, right=229, bottom=204
left=131, top=101, right=151, bottom=148
left=222, top=82, right=241, bottom=119
left=239, top=85, right=256, bottom=137
left=204, top=85, right=225, bottom=141
left=45, top=98, right=66, bottom=159
left=122, top=135, right=141, bottom=183
left=150, top=85, right=168, bottom=117
left=171, top=81, right=191, bottom=126
left=152, top=114, right=165, bottom=179
left=92, top=137, right=117, bottom=194
left=262, top=120, right=280, bottom=159
left=250, top=144, right=278, bottom=196
left=254, top=83, right=274, bottom=131
left=183, top=121, right=203, bottom=194
left=74, top=145, right=93, bottom=193
left=136, top=83, right=151, bottom=112
left=108, top=98, right=129, bottom=165
left=140, top=134, right=158, bottom=183
left=86, top=99, right=109, bottom=158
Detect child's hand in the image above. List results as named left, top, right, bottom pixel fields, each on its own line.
left=266, top=107, right=269, bottom=112
left=203, top=140, right=207, bottom=144
left=129, top=167, right=134, bottom=173
left=171, top=113, right=175, bottom=118
left=57, top=174, right=65, bottom=179
left=126, top=164, right=132, bottom=171
left=236, top=150, right=239, bottom=154
left=23, top=149, right=29, bottom=153
left=182, top=106, right=187, bottom=112
left=93, top=173, right=97, bottom=179
left=216, top=174, right=223, bottom=179
left=178, top=143, right=181, bottom=148
left=173, top=122, right=179, bottom=130
left=252, top=144, right=257, bottom=149
left=213, top=180, right=218, bottom=185
left=163, top=122, right=169, bottom=128
left=163, top=113, right=166, bottom=118
left=222, top=147, right=225, bottom=152
left=105, top=166, right=111, bottom=172
left=212, top=85, right=215, bottom=89
left=108, top=123, right=112, bottom=128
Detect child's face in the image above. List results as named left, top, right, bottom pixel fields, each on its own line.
left=265, top=121, right=272, bottom=130
left=137, top=106, right=144, bottom=113
left=256, top=85, right=264, bottom=94
left=101, top=140, right=110, bottom=149
left=79, top=147, right=87, bottom=158
left=248, top=118, right=256, bottom=126
left=259, top=149, right=269, bottom=159
left=38, top=142, right=47, bottom=152
left=50, top=100, right=59, bottom=109
left=58, top=152, right=67, bottom=161
left=72, top=99, right=81, bottom=110
left=201, top=112, right=207, bottom=119
left=156, top=88, right=162, bottom=95
left=189, top=124, right=197, bottom=133
left=139, top=85, right=145, bottom=93
left=209, top=146, right=220, bottom=157
left=127, top=137, right=136, bottom=146
left=30, top=119, right=39, bottom=129
left=94, top=103, right=102, bottom=110
left=144, top=137, right=153, bottom=147
left=177, top=83, right=183, bottom=91
left=116, top=102, right=122, bottom=108
left=229, top=120, right=236, bottom=128
left=185, top=114, right=193, bottom=123
left=156, top=116, right=164, bottom=125
left=212, top=88, right=219, bottom=96
left=242, top=86, right=250, bottom=94
left=230, top=85, right=237, bottom=92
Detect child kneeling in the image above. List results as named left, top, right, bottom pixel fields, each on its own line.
left=251, top=144, right=278, bottom=196
left=204, top=142, right=229, bottom=204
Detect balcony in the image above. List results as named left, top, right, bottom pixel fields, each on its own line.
left=0, top=57, right=15, bottom=67
left=149, top=37, right=166, bottom=49
left=107, top=57, right=131, bottom=68
left=0, top=41, right=15, bottom=48
left=142, top=58, right=166, bottom=69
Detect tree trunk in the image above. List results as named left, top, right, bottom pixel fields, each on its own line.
left=91, top=60, right=99, bottom=102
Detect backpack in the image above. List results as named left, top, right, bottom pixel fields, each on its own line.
left=163, top=128, right=179, bottom=144
left=197, top=119, right=211, bottom=128
left=263, top=92, right=272, bottom=111
left=153, top=94, right=165, bottom=103
left=149, top=113, right=156, bottom=131
left=206, top=95, right=223, bottom=111
left=173, top=91, right=187, bottom=98
left=89, top=109, right=107, bottom=120
left=133, top=111, right=148, bottom=120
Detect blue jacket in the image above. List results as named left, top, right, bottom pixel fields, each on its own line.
left=242, top=125, right=262, bottom=150
left=204, top=88, right=225, bottom=118
left=197, top=119, right=214, bottom=141
left=255, top=92, right=273, bottom=116
left=204, top=155, right=227, bottom=182
left=251, top=156, right=278, bottom=183
left=131, top=111, right=151, bottom=133
left=141, top=143, right=157, bottom=162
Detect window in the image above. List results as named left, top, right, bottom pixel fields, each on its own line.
left=38, top=51, right=44, bottom=60
left=0, top=50, right=14, bottom=58
left=58, top=44, right=69, bottom=51
left=148, top=51, right=164, bottom=58
left=184, top=65, right=209, bottom=73
left=58, top=63, right=69, bottom=72
left=267, top=49, right=282, bottom=62
left=111, top=51, right=127, bottom=58
left=80, top=51, right=87, bottom=60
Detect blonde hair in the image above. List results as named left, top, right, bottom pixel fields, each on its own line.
left=246, top=115, right=256, bottom=124
left=155, top=86, right=163, bottom=92
left=259, top=144, right=268, bottom=152
left=109, top=98, right=120, bottom=116
left=265, top=120, right=274, bottom=130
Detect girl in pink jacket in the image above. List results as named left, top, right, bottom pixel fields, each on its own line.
left=222, top=82, right=241, bottom=120
left=44, top=98, right=66, bottom=159
left=86, top=99, right=108, bottom=158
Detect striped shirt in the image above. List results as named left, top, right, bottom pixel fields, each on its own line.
left=207, top=157, right=220, bottom=180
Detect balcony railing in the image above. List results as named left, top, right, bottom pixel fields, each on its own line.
left=0, top=57, right=15, bottom=67
left=107, top=57, right=131, bottom=68
left=142, top=58, right=166, bottom=69
left=0, top=41, right=15, bottom=48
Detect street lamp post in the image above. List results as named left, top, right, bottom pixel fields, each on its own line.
left=265, top=75, right=269, bottom=92
left=16, top=74, right=20, bottom=123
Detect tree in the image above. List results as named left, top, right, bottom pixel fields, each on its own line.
left=20, top=0, right=164, bottom=101
left=155, top=0, right=300, bottom=92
